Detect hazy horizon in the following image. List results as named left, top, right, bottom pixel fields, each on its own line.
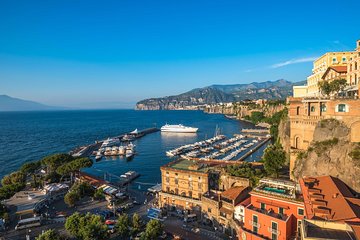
left=1, top=0, right=360, bottom=108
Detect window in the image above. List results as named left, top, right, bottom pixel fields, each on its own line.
left=166, top=177, right=169, bottom=182
left=337, top=104, right=347, bottom=112
left=310, top=106, right=315, bottom=112
left=198, top=183, right=203, bottom=191
left=296, top=106, right=300, bottom=115
left=298, top=208, right=304, bottom=216
left=271, top=222, right=278, bottom=240
left=166, top=187, right=170, bottom=192
left=252, top=215, right=258, bottom=233
left=175, top=188, right=178, bottom=195
left=188, top=191, right=192, bottom=198
left=208, top=208, right=212, bottom=213
left=198, top=193, right=202, bottom=199
left=342, top=57, right=346, bottom=62
left=333, top=57, right=337, bottom=62
left=320, top=103, right=327, bottom=112
left=279, top=207, right=284, bottom=215
left=175, top=179, right=178, bottom=185
left=260, top=203, right=266, bottom=210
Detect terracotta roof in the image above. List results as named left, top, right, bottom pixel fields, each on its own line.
left=330, top=65, right=348, bottom=73
left=348, top=223, right=360, bottom=240
left=321, top=65, right=347, bottom=79
left=221, top=186, right=247, bottom=201
left=300, top=176, right=360, bottom=222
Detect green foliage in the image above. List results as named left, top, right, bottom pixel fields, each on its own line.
left=116, top=214, right=130, bottom=238
left=249, top=111, right=265, bottom=124
left=349, top=144, right=360, bottom=166
left=226, top=162, right=265, bottom=186
left=318, top=79, right=347, bottom=96
left=64, top=191, right=80, bottom=207
left=65, top=212, right=109, bottom=240
left=141, top=219, right=163, bottom=240
left=56, top=158, right=93, bottom=176
left=131, top=213, right=142, bottom=236
left=1, top=171, right=26, bottom=186
left=93, top=188, right=105, bottom=200
left=0, top=183, right=25, bottom=201
left=262, top=144, right=286, bottom=178
left=313, top=138, right=339, bottom=156
left=64, top=182, right=95, bottom=207
left=36, top=229, right=66, bottom=240
left=42, top=153, right=74, bottom=172
left=20, top=161, right=42, bottom=174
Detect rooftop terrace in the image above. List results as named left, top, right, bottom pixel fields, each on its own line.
left=253, top=178, right=302, bottom=201
left=162, top=158, right=216, bottom=173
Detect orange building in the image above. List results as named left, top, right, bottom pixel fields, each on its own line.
left=321, top=66, right=347, bottom=83
left=237, top=178, right=304, bottom=240
left=299, top=176, right=360, bottom=240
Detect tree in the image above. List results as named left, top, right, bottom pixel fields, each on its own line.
left=1, top=171, right=25, bottom=186
left=318, top=81, right=332, bottom=96
left=64, top=191, right=80, bottom=207
left=20, top=161, right=42, bottom=174
left=318, top=79, right=347, bottom=97
left=36, top=229, right=66, bottom=240
left=93, top=188, right=105, bottom=200
left=262, top=144, right=286, bottom=178
left=116, top=214, right=130, bottom=238
left=131, top=213, right=142, bottom=236
left=250, top=111, right=265, bottom=124
left=65, top=212, right=109, bottom=240
left=42, top=153, right=74, bottom=172
left=142, top=219, right=163, bottom=240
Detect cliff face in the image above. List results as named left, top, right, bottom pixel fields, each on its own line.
left=136, top=80, right=306, bottom=110
left=278, top=116, right=291, bottom=153
left=293, top=119, right=360, bottom=192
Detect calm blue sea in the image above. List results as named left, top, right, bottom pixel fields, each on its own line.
left=0, top=110, right=267, bottom=187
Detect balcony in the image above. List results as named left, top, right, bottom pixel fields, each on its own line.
left=247, top=205, right=289, bottom=221
left=249, top=220, right=260, bottom=228
left=268, top=227, right=281, bottom=235
left=160, top=191, right=202, bottom=205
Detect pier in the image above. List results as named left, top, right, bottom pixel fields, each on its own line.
left=70, top=127, right=159, bottom=157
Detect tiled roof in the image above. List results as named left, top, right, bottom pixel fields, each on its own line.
left=221, top=186, right=247, bottom=200
left=300, top=176, right=360, bottom=222
left=329, top=65, right=348, bottom=73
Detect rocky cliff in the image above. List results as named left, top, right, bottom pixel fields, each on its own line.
left=136, top=79, right=306, bottom=110
left=278, top=116, right=291, bottom=153
left=293, top=119, right=360, bottom=192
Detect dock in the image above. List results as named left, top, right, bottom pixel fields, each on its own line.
left=70, top=127, right=159, bottom=157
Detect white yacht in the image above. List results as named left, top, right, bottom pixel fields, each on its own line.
left=101, top=138, right=120, bottom=148
left=160, top=124, right=198, bottom=133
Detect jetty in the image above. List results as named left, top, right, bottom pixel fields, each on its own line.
left=70, top=127, right=159, bottom=157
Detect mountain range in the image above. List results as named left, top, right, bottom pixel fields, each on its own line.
left=0, top=95, right=61, bottom=111
left=136, top=79, right=306, bottom=110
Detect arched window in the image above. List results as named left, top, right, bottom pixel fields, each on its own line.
left=296, top=106, right=300, bottom=115
left=320, top=103, right=327, bottom=112
left=355, top=62, right=358, bottom=71
left=310, top=106, right=315, bottom=112
left=295, top=137, right=301, bottom=149
left=337, top=104, right=347, bottom=112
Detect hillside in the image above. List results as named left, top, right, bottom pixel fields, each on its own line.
left=136, top=79, right=306, bottom=110
left=0, top=95, right=61, bottom=111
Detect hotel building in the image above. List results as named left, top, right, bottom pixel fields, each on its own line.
left=237, top=178, right=305, bottom=240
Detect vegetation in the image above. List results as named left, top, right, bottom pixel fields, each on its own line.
left=116, top=214, right=130, bottom=238
left=56, top=157, right=93, bottom=178
left=65, top=212, right=109, bottom=240
left=141, top=219, right=164, bottom=240
left=262, top=144, right=286, bottom=178
left=318, top=78, right=347, bottom=97
left=36, top=229, right=67, bottom=240
left=20, top=161, right=42, bottom=174
left=131, top=213, right=142, bottom=236
left=349, top=143, right=360, bottom=166
left=311, top=138, right=339, bottom=157
left=64, top=182, right=95, bottom=207
left=93, top=187, right=105, bottom=200
left=226, top=162, right=266, bottom=186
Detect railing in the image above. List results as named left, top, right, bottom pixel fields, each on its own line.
left=268, top=227, right=281, bottom=235
left=248, top=205, right=289, bottom=221
left=249, top=220, right=260, bottom=228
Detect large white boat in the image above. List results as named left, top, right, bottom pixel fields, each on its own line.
left=160, top=124, right=198, bottom=133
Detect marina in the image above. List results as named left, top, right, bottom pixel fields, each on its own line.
left=165, top=130, right=271, bottom=163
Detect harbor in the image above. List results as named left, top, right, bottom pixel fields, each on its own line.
left=165, top=128, right=271, bottom=163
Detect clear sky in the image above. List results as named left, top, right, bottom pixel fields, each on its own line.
left=1, top=0, right=359, bottom=108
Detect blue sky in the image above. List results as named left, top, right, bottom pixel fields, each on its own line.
left=0, top=0, right=359, bottom=108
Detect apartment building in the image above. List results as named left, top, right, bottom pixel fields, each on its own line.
left=347, top=40, right=360, bottom=96
left=237, top=178, right=305, bottom=240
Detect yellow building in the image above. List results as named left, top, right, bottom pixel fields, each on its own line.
left=306, top=51, right=355, bottom=96
left=347, top=40, right=360, bottom=96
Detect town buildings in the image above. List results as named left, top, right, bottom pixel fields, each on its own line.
left=237, top=178, right=304, bottom=240
left=289, top=39, right=360, bottom=174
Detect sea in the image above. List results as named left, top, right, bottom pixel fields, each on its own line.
left=0, top=110, right=269, bottom=189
